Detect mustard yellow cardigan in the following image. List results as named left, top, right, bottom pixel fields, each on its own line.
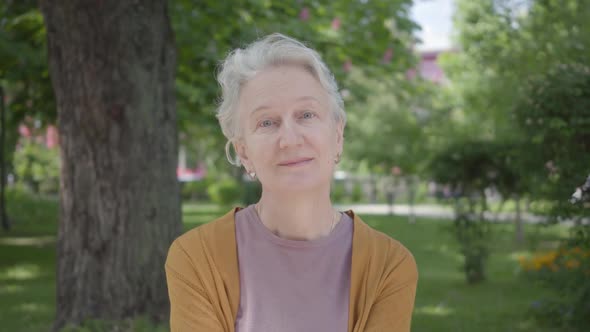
left=165, top=208, right=418, bottom=331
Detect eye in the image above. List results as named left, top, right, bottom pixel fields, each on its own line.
left=302, top=111, right=316, bottom=119
left=259, top=119, right=274, bottom=128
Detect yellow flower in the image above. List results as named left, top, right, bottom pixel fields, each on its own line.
left=565, top=259, right=580, bottom=269
left=533, top=251, right=558, bottom=268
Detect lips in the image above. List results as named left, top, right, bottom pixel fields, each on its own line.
left=278, top=157, right=313, bottom=166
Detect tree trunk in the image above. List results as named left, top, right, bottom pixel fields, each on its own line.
left=407, top=176, right=416, bottom=224
left=514, top=196, right=525, bottom=244
left=40, top=1, right=182, bottom=330
left=0, top=86, right=10, bottom=231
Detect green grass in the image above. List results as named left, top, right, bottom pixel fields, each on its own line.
left=1, top=191, right=58, bottom=332
left=364, top=216, right=565, bottom=332
left=1, top=197, right=569, bottom=331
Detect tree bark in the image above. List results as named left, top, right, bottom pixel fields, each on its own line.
left=0, top=86, right=10, bottom=231
left=514, top=196, right=525, bottom=244
left=40, top=1, right=182, bottom=329
left=407, top=175, right=416, bottom=224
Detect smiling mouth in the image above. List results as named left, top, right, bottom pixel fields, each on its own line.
left=278, top=158, right=313, bottom=167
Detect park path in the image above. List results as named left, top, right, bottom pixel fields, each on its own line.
left=334, top=203, right=552, bottom=224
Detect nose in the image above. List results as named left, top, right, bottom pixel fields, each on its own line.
left=278, top=119, right=303, bottom=149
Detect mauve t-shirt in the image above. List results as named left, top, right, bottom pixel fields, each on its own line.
left=234, top=205, right=353, bottom=332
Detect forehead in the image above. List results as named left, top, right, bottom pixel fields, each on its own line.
left=238, top=64, right=329, bottom=115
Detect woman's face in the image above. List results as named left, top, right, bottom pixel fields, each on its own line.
left=235, top=64, right=344, bottom=195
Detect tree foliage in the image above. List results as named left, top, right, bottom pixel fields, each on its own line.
left=343, top=68, right=429, bottom=175
left=514, top=63, right=590, bottom=219
left=429, top=140, right=524, bottom=198
left=171, top=0, right=418, bottom=170
left=440, top=0, right=590, bottom=206
left=2, top=1, right=420, bottom=176
left=0, top=1, right=54, bottom=164
left=441, top=0, right=590, bottom=140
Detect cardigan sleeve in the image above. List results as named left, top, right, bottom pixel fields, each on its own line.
left=363, top=244, right=419, bottom=332
left=165, top=239, right=225, bottom=332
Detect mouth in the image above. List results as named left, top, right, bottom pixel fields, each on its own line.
left=278, top=158, right=314, bottom=167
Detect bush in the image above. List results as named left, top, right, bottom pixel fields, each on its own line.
left=514, top=63, right=590, bottom=220
left=181, top=179, right=210, bottom=202
left=207, top=178, right=243, bottom=208
left=351, top=183, right=363, bottom=203
left=331, top=181, right=346, bottom=203
left=13, top=139, right=60, bottom=195
left=452, top=212, right=491, bottom=284
left=242, top=180, right=261, bottom=205
left=428, top=140, right=521, bottom=283
left=519, top=235, right=590, bottom=331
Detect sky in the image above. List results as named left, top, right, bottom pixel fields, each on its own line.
left=411, top=0, right=455, bottom=51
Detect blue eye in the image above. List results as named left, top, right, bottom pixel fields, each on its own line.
left=302, top=112, right=315, bottom=119
left=260, top=119, right=273, bottom=127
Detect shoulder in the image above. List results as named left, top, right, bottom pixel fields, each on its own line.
left=351, top=212, right=418, bottom=279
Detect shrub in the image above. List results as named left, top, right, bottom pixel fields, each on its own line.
left=13, top=139, right=60, bottom=195
left=519, top=237, right=590, bottom=331
left=207, top=178, right=243, bottom=208
left=428, top=140, right=521, bottom=283
left=181, top=179, right=210, bottom=202
left=242, top=180, right=262, bottom=205
left=448, top=211, right=491, bottom=284
left=331, top=181, right=346, bottom=203
left=351, top=183, right=363, bottom=203
left=513, top=63, right=590, bottom=220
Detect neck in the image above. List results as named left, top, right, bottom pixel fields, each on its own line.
left=256, top=189, right=339, bottom=241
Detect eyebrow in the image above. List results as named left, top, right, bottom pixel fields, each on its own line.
left=250, top=96, right=321, bottom=116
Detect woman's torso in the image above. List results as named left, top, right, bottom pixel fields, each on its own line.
left=233, top=205, right=354, bottom=332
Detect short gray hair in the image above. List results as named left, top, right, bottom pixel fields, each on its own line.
left=215, top=33, right=346, bottom=166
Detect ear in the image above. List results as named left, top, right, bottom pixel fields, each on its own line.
left=234, top=139, right=254, bottom=171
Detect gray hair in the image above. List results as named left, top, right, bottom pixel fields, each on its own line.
left=215, top=33, right=346, bottom=166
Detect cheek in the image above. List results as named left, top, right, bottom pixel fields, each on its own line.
left=247, top=138, right=272, bottom=163
left=311, top=133, right=338, bottom=155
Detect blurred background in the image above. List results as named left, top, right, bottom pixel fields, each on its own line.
left=1, top=0, right=589, bottom=331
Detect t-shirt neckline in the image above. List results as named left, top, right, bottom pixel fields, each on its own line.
left=243, top=204, right=350, bottom=248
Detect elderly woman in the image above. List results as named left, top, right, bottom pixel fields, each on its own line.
left=165, top=33, right=418, bottom=332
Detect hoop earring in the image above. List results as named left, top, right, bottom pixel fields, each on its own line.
left=334, top=154, right=341, bottom=164
left=248, top=171, right=256, bottom=180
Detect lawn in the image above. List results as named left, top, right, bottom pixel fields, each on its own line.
left=0, top=196, right=568, bottom=331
